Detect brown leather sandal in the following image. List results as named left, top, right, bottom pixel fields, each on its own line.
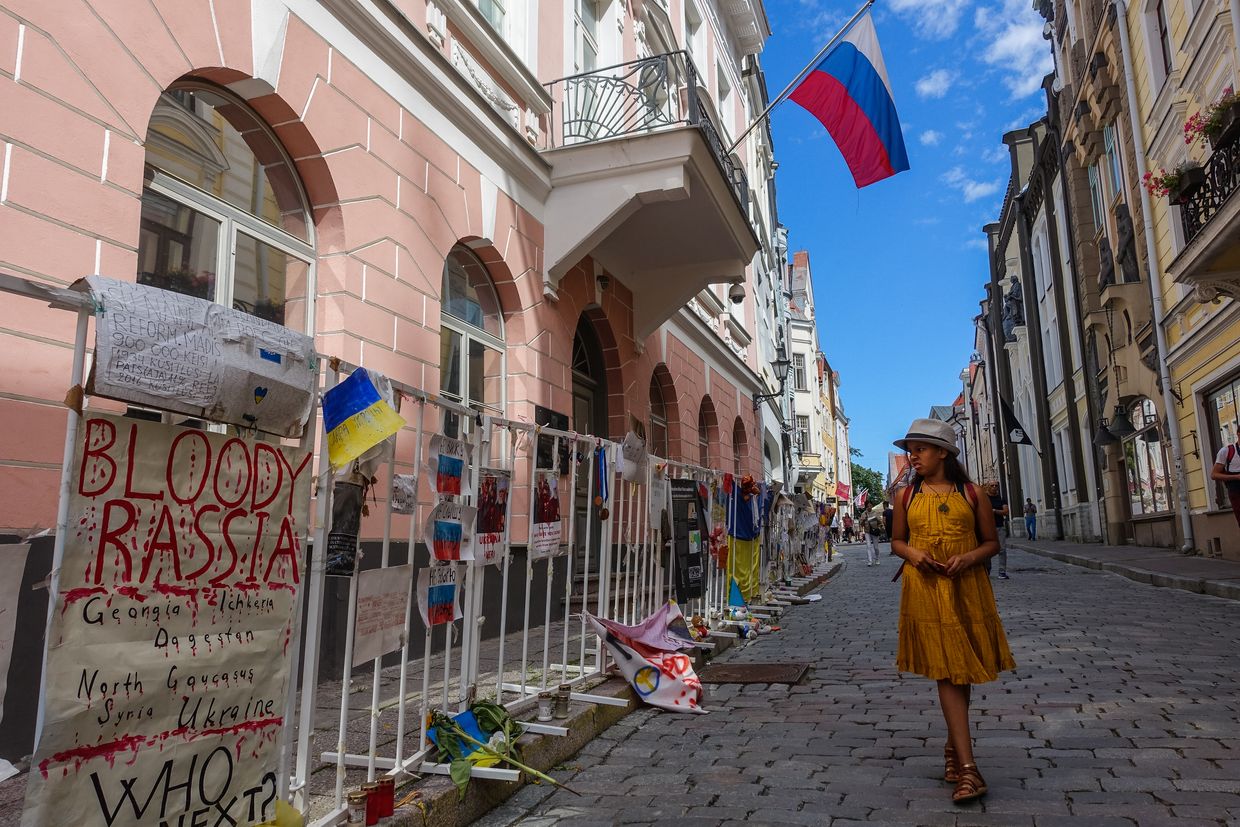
left=952, top=763, right=987, bottom=803
left=944, top=743, right=960, bottom=783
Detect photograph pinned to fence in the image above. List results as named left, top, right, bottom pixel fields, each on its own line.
left=531, top=470, right=562, bottom=559
left=428, top=433, right=470, bottom=496
left=475, top=469, right=510, bottom=565
left=424, top=501, right=476, bottom=561
left=391, top=473, right=418, bottom=514
left=417, top=564, right=462, bottom=626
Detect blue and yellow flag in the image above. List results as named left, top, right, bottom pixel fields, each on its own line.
left=322, top=368, right=405, bottom=470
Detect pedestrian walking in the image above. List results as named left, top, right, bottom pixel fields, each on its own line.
left=985, top=482, right=1009, bottom=579
left=1211, top=439, right=1240, bottom=528
left=864, top=529, right=879, bottom=566
left=890, top=418, right=1015, bottom=804
left=882, top=500, right=894, bottom=542
left=843, top=513, right=854, bottom=542
left=1023, top=498, right=1037, bottom=540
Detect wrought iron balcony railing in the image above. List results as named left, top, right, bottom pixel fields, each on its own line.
left=544, top=51, right=750, bottom=215
left=1179, top=127, right=1240, bottom=246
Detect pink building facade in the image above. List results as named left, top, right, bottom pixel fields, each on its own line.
left=0, top=0, right=789, bottom=535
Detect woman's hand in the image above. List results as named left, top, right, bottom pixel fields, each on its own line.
left=905, top=547, right=945, bottom=575
left=941, top=551, right=978, bottom=578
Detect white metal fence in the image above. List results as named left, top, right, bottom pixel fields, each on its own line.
left=2, top=273, right=833, bottom=827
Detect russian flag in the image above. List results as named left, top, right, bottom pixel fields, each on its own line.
left=789, top=13, right=909, bottom=187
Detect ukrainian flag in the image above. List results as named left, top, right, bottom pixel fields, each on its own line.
left=322, top=368, right=406, bottom=470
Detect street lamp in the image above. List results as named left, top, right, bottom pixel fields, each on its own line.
left=753, top=343, right=793, bottom=410
left=1092, top=417, right=1119, bottom=447
left=1106, top=404, right=1137, bottom=439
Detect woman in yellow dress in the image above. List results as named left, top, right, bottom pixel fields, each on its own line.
left=890, top=418, right=1016, bottom=803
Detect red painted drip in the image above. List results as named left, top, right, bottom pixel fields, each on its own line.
left=152, top=582, right=199, bottom=598
left=115, top=586, right=146, bottom=602
left=39, top=733, right=147, bottom=778
left=60, top=587, right=108, bottom=611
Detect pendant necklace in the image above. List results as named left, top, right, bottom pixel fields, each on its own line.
left=923, top=482, right=951, bottom=514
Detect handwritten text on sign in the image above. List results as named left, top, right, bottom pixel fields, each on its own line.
left=23, top=414, right=312, bottom=827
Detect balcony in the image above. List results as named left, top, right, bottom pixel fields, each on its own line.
left=1169, top=127, right=1240, bottom=301
left=541, top=51, right=760, bottom=339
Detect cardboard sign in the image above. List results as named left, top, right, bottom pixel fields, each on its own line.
left=423, top=502, right=476, bottom=562
left=84, top=276, right=315, bottom=438
left=475, top=470, right=510, bottom=566
left=352, top=565, right=413, bottom=667
left=24, top=414, right=312, bottom=827
left=417, top=565, right=461, bottom=626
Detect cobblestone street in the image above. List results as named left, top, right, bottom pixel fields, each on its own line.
left=479, top=544, right=1240, bottom=826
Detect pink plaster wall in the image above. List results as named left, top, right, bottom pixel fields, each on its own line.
left=0, top=0, right=763, bottom=534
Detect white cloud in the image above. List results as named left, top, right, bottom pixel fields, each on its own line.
left=920, top=129, right=944, bottom=146
left=964, top=238, right=990, bottom=250
left=889, top=0, right=971, bottom=39
left=982, top=146, right=1008, bottom=164
left=975, top=0, right=1054, bottom=99
left=941, top=166, right=1001, bottom=202
left=916, top=69, right=956, bottom=99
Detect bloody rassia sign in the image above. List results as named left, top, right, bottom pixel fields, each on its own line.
left=23, top=413, right=312, bottom=827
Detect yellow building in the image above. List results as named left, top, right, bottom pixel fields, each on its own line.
left=814, top=352, right=838, bottom=502
left=1121, top=0, right=1240, bottom=556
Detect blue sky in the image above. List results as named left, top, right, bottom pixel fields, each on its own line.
left=762, top=0, right=1052, bottom=478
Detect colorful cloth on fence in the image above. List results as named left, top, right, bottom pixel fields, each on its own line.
left=730, top=537, right=761, bottom=602
left=322, top=367, right=405, bottom=469
left=587, top=600, right=696, bottom=655
left=728, top=490, right=760, bottom=540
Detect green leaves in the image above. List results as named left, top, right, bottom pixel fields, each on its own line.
left=449, top=758, right=472, bottom=800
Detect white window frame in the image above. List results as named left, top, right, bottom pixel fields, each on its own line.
left=144, top=170, right=316, bottom=335
left=440, top=256, right=507, bottom=418
left=792, top=353, right=807, bottom=391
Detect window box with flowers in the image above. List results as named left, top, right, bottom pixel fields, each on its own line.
left=1184, top=88, right=1240, bottom=151
left=1143, top=162, right=1206, bottom=204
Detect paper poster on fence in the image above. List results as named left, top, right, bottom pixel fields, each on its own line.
left=417, top=565, right=461, bottom=626
left=475, top=470, right=510, bottom=565
left=428, top=434, right=469, bottom=496
left=353, top=565, right=413, bottom=667
left=391, top=473, right=418, bottom=515
left=530, top=471, right=562, bottom=559
left=424, top=501, right=476, bottom=562
left=619, top=431, right=648, bottom=484
left=23, top=413, right=311, bottom=827
left=83, top=276, right=315, bottom=438
left=648, top=464, right=669, bottom=526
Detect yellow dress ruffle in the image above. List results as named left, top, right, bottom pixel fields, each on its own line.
left=897, top=487, right=1016, bottom=685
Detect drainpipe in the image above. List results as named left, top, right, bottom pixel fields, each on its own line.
left=1113, top=0, right=1197, bottom=553
left=1231, top=0, right=1240, bottom=68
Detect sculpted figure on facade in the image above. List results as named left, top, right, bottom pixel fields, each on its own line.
left=1115, top=203, right=1139, bottom=283
left=1001, top=277, right=1025, bottom=341
left=1098, top=236, right=1116, bottom=288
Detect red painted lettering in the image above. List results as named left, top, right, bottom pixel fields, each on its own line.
left=182, top=505, right=220, bottom=581
left=245, top=512, right=270, bottom=581
left=250, top=443, right=283, bottom=512
left=263, top=516, right=300, bottom=584
left=138, top=505, right=183, bottom=583
left=166, top=430, right=211, bottom=505
left=78, top=418, right=118, bottom=497
left=210, top=509, right=245, bottom=587
left=276, top=450, right=313, bottom=517
left=95, top=499, right=137, bottom=584
left=212, top=439, right=252, bottom=508
left=124, top=424, right=164, bottom=501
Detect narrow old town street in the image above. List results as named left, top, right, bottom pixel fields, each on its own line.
left=479, top=546, right=1240, bottom=827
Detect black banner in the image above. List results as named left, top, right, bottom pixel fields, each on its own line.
left=1000, top=397, right=1035, bottom=446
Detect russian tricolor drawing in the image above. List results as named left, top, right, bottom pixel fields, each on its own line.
left=788, top=12, right=909, bottom=187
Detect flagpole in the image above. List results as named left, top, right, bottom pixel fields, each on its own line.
left=724, top=0, right=876, bottom=155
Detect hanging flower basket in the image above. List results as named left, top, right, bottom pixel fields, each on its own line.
left=1207, top=98, right=1240, bottom=149
left=1168, top=164, right=1206, bottom=204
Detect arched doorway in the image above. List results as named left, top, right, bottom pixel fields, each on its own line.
left=571, top=315, right=608, bottom=570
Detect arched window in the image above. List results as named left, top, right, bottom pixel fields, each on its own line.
left=732, top=417, right=746, bottom=476
left=139, top=83, right=313, bottom=330
left=698, top=397, right=716, bottom=468
left=649, top=375, right=669, bottom=458
left=1122, top=398, right=1171, bottom=517
left=440, top=245, right=505, bottom=421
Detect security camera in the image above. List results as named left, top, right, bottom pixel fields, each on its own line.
left=728, top=282, right=745, bottom=304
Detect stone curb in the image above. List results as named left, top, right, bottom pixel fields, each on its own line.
left=1009, top=541, right=1240, bottom=601
left=383, top=559, right=846, bottom=826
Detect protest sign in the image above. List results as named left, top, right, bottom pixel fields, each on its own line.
left=475, top=471, right=509, bottom=566
left=417, top=566, right=461, bottom=626
left=423, top=502, right=476, bottom=562
left=352, top=565, right=413, bottom=667
left=23, top=413, right=312, bottom=827
left=83, top=276, right=315, bottom=438
left=391, top=474, right=418, bottom=515
left=530, top=471, right=561, bottom=559
left=428, top=435, right=469, bottom=496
